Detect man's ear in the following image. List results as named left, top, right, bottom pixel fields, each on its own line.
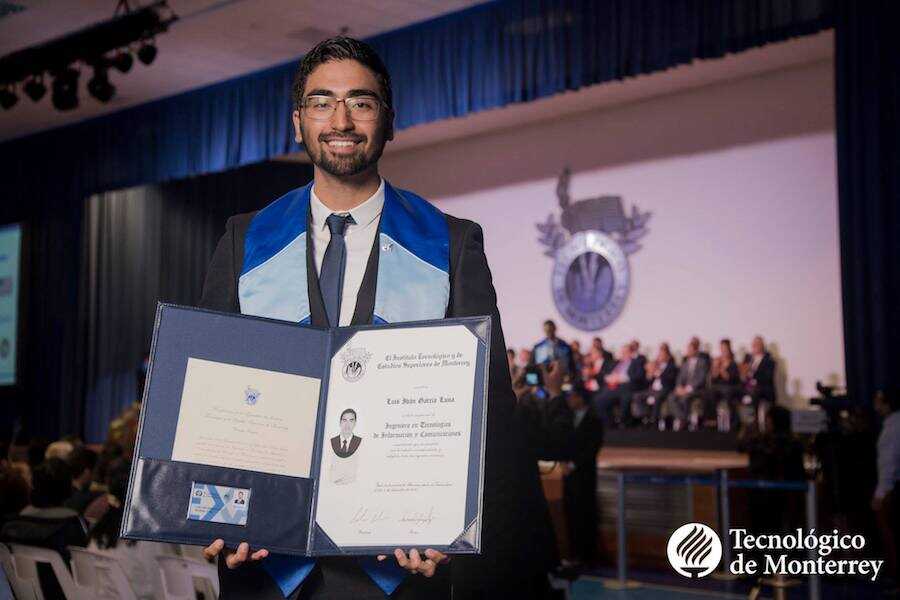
left=292, top=110, right=303, bottom=144
left=384, top=110, right=395, bottom=142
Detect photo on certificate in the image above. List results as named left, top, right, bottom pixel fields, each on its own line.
left=312, top=324, right=481, bottom=550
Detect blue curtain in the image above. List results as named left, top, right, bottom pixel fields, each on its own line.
left=835, top=1, right=900, bottom=405
left=0, top=0, right=835, bottom=440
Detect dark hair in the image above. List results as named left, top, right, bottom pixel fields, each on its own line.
left=879, top=387, right=900, bottom=412
left=0, top=466, right=29, bottom=515
left=292, top=36, right=393, bottom=113
left=30, top=458, right=73, bottom=508
left=544, top=320, right=556, bottom=328
left=340, top=408, right=357, bottom=421
left=67, top=446, right=97, bottom=479
left=27, top=437, right=49, bottom=468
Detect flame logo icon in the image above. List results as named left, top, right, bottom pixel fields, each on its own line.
left=666, top=523, right=722, bottom=578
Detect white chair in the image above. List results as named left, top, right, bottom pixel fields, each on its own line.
left=155, top=555, right=218, bottom=600
left=9, top=544, right=91, bottom=600
left=68, top=547, right=138, bottom=600
left=0, top=543, right=38, bottom=600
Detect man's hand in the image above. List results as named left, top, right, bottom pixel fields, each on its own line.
left=203, top=539, right=269, bottom=569
left=376, top=548, right=448, bottom=577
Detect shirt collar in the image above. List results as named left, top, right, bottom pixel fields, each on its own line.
left=310, top=178, right=385, bottom=232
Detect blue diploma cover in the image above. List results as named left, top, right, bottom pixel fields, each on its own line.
left=121, top=304, right=489, bottom=556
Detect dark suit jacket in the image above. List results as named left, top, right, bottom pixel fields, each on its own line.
left=199, top=210, right=555, bottom=597
left=330, top=435, right=361, bottom=458
left=651, top=361, right=679, bottom=397
left=676, top=355, right=709, bottom=391
left=628, top=354, right=649, bottom=391
left=744, top=352, right=777, bottom=401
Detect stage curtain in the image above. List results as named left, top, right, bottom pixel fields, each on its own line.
left=834, top=1, right=900, bottom=405
left=74, top=161, right=312, bottom=443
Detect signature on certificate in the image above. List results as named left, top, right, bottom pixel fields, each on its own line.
left=399, top=506, right=436, bottom=526
left=350, top=506, right=391, bottom=525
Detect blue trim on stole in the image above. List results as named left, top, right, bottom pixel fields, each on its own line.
left=237, top=180, right=449, bottom=596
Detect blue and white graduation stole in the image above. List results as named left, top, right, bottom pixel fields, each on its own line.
left=236, top=180, right=450, bottom=596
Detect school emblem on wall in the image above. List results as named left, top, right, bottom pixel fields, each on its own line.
left=537, top=168, right=651, bottom=331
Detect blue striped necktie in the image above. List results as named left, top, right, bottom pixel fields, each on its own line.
left=320, top=213, right=354, bottom=327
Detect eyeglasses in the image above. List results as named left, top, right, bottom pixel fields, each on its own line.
left=300, top=95, right=384, bottom=122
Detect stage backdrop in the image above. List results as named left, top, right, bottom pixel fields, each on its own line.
left=383, top=60, right=842, bottom=406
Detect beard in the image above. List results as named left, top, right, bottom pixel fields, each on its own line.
left=302, top=122, right=387, bottom=177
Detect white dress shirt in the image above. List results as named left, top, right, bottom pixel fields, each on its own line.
left=310, top=179, right=384, bottom=326
left=876, top=411, right=900, bottom=499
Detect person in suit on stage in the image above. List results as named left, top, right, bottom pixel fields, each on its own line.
left=661, top=338, right=709, bottom=431
left=582, top=339, right=616, bottom=398
left=594, top=344, right=637, bottom=427
left=198, top=36, right=554, bottom=600
left=706, top=338, right=742, bottom=431
left=330, top=409, right=362, bottom=458
left=740, top=335, right=777, bottom=426
left=631, top=343, right=678, bottom=426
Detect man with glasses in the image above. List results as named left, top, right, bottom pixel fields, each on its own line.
left=199, top=37, right=555, bottom=600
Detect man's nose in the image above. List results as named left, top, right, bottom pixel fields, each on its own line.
left=330, top=101, right=354, bottom=131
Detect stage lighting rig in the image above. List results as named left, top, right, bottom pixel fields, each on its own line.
left=0, top=0, right=177, bottom=111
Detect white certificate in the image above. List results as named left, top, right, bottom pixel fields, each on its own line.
left=171, top=358, right=321, bottom=478
left=314, top=325, right=479, bottom=547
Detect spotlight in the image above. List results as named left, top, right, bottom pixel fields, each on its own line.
left=0, top=87, right=18, bottom=110
left=24, top=76, right=46, bottom=102
left=88, top=66, right=115, bottom=102
left=52, top=67, right=79, bottom=111
left=137, top=42, right=157, bottom=65
left=112, top=51, right=133, bottom=73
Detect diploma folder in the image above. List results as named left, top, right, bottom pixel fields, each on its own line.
left=121, top=303, right=490, bottom=556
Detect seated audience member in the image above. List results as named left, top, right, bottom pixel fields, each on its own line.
left=0, top=465, right=30, bottom=526
left=591, top=337, right=613, bottom=364
left=706, top=338, right=742, bottom=431
left=1, top=458, right=89, bottom=556
left=582, top=341, right=616, bottom=395
left=532, top=319, right=575, bottom=373
left=693, top=335, right=711, bottom=366
left=661, top=338, right=710, bottom=431
left=628, top=340, right=649, bottom=393
left=740, top=335, right=777, bottom=426
left=873, top=388, right=900, bottom=589
left=632, top=343, right=678, bottom=426
left=89, top=458, right=176, bottom=599
left=561, top=380, right=604, bottom=569
left=594, top=344, right=638, bottom=427
left=43, top=440, right=74, bottom=462
left=1, top=458, right=89, bottom=600
left=64, top=445, right=100, bottom=514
